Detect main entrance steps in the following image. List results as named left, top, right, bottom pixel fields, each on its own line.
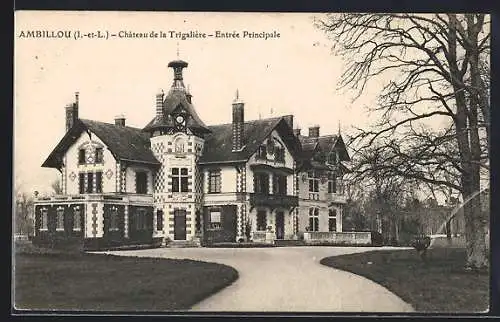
left=166, top=240, right=201, bottom=248
left=274, top=239, right=306, bottom=247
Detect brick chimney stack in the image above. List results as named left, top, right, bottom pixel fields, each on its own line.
left=309, top=125, right=320, bottom=138
left=65, top=92, right=79, bottom=132
left=232, top=89, right=244, bottom=152
left=114, top=114, right=126, bottom=126
left=155, top=90, right=164, bottom=119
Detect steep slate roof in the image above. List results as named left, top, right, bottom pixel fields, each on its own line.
left=42, top=119, right=160, bottom=169
left=199, top=116, right=302, bottom=164
left=142, top=90, right=211, bottom=134
left=298, top=134, right=350, bottom=161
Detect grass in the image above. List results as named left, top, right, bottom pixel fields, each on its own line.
left=13, top=242, right=238, bottom=311
left=320, top=248, right=489, bottom=313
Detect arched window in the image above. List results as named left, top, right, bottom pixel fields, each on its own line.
left=309, top=207, right=319, bottom=232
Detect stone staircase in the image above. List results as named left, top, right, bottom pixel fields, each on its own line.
left=274, top=239, right=306, bottom=247
left=166, top=240, right=201, bottom=248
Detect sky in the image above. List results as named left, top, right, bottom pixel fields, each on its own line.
left=15, top=11, right=383, bottom=195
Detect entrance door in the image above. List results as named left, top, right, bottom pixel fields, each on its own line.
left=174, top=210, right=187, bottom=240
left=275, top=211, right=285, bottom=240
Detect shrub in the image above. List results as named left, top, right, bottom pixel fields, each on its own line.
left=371, top=231, right=383, bottom=246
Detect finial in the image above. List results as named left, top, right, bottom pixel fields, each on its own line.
left=338, top=120, right=341, bottom=135
left=236, top=89, right=239, bottom=100
left=176, top=42, right=180, bottom=58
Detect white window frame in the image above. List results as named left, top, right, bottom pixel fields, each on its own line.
left=73, top=206, right=82, bottom=231
left=40, top=207, right=48, bottom=231
left=208, top=209, right=222, bottom=230
left=56, top=207, right=65, bottom=231
left=328, top=208, right=337, bottom=232
left=309, top=207, right=319, bottom=232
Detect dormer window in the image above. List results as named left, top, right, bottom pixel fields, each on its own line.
left=257, top=145, right=267, bottom=160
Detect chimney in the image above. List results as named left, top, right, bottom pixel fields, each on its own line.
left=283, top=115, right=293, bottom=129
left=65, top=92, right=79, bottom=132
left=155, top=90, right=164, bottom=119
left=309, top=125, right=320, bottom=138
left=114, top=114, right=126, bottom=126
left=293, top=128, right=301, bottom=137
left=232, top=89, right=244, bottom=152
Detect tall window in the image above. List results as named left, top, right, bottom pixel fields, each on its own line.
left=308, top=171, right=319, bottom=200
left=73, top=207, right=81, bottom=231
left=109, top=207, right=119, bottom=231
left=254, top=172, right=269, bottom=194
left=156, top=209, right=163, bottom=231
left=329, top=209, right=337, bottom=232
left=209, top=169, right=221, bottom=193
left=273, top=175, right=287, bottom=195
left=86, top=172, right=94, bottom=193
left=96, top=171, right=103, bottom=193
left=172, top=168, right=188, bottom=192
left=95, top=147, right=104, bottom=163
left=136, top=171, right=148, bottom=194
left=56, top=207, right=64, bottom=231
left=309, top=207, right=319, bottom=232
left=328, top=172, right=337, bottom=193
left=209, top=209, right=222, bottom=230
left=40, top=208, right=48, bottom=230
left=256, top=210, right=267, bottom=231
left=79, top=173, right=85, bottom=194
left=78, top=149, right=86, bottom=164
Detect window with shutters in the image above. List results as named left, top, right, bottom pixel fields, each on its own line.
left=86, top=172, right=94, bottom=193
left=95, top=147, right=104, bottom=163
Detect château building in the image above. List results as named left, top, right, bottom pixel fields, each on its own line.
left=32, top=58, right=370, bottom=250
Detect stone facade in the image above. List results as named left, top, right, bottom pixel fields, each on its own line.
left=33, top=58, right=353, bottom=250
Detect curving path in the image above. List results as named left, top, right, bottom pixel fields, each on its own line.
left=104, top=246, right=414, bottom=312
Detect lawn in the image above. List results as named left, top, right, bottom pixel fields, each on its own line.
left=13, top=243, right=238, bottom=311
left=320, top=248, right=489, bottom=313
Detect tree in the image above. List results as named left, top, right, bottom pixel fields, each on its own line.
left=317, top=14, right=490, bottom=269
left=15, top=191, right=34, bottom=236
left=51, top=178, right=63, bottom=195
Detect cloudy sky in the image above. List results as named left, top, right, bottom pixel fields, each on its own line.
left=14, top=11, right=381, bottom=194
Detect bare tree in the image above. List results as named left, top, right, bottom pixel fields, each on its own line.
left=50, top=178, right=63, bottom=195
left=317, top=13, right=490, bottom=269
left=15, top=191, right=34, bottom=236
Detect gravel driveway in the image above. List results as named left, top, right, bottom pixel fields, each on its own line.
left=104, top=246, right=414, bottom=312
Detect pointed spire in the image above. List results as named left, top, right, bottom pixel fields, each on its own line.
left=233, top=88, right=243, bottom=104
left=338, top=120, right=341, bottom=135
